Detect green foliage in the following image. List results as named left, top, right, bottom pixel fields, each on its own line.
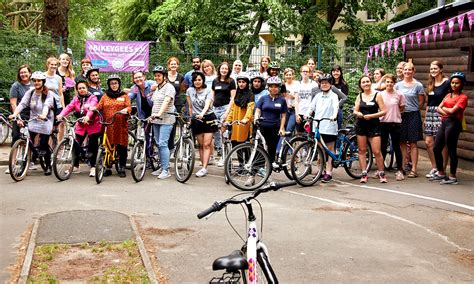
left=68, top=0, right=114, bottom=40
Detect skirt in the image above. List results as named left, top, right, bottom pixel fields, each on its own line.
left=424, top=106, right=442, bottom=136
left=401, top=111, right=423, bottom=142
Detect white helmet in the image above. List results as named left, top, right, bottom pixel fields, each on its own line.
left=31, top=71, right=46, bottom=80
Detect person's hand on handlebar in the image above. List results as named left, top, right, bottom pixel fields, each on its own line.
left=82, top=116, right=90, bottom=124
left=38, top=114, right=47, bottom=121
left=119, top=108, right=128, bottom=115
left=240, top=118, right=248, bottom=125
left=278, top=128, right=285, bottom=136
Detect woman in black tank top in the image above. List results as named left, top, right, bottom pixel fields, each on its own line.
left=353, top=75, right=387, bottom=183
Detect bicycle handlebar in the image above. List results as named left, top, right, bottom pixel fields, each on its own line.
left=93, top=110, right=128, bottom=125
left=197, top=181, right=296, bottom=219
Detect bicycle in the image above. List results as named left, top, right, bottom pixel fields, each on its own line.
left=171, top=112, right=195, bottom=183
left=8, top=116, right=54, bottom=182
left=216, top=120, right=240, bottom=184
left=0, top=98, right=13, bottom=144
left=198, top=180, right=296, bottom=284
left=130, top=115, right=161, bottom=182
left=383, top=133, right=395, bottom=170
left=290, top=117, right=373, bottom=187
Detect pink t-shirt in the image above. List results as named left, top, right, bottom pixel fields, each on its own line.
left=380, top=90, right=406, bottom=123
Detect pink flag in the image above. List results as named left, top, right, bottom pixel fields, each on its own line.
left=432, top=24, right=438, bottom=42
left=415, top=31, right=422, bottom=47
left=387, top=39, right=393, bottom=55
left=424, top=29, right=430, bottom=45
left=369, top=46, right=373, bottom=58
left=381, top=42, right=386, bottom=57
left=374, top=44, right=380, bottom=59
left=401, top=36, right=406, bottom=52
left=458, top=13, right=465, bottom=33
left=409, top=33, right=414, bottom=47
left=364, top=63, right=369, bottom=76
left=468, top=11, right=474, bottom=30
left=439, top=21, right=446, bottom=39
left=394, top=37, right=400, bottom=53
left=448, top=17, right=456, bottom=37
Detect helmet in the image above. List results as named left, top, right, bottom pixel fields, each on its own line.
left=152, top=65, right=167, bottom=75
left=31, top=71, right=46, bottom=80
left=266, top=76, right=282, bottom=86
left=249, top=72, right=265, bottom=82
left=236, top=72, right=250, bottom=84
left=268, top=62, right=280, bottom=70
left=318, top=73, right=332, bottom=83
left=107, top=74, right=121, bottom=84
left=450, top=72, right=466, bottom=83
left=85, top=68, right=99, bottom=79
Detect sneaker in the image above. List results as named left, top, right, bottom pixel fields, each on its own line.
left=321, top=173, right=332, bottom=183
left=425, top=168, right=437, bottom=178
left=151, top=168, right=162, bottom=176
left=379, top=172, right=388, bottom=183
left=89, top=167, right=95, bottom=177
left=272, top=162, right=280, bottom=170
left=360, top=172, right=368, bottom=183
left=395, top=171, right=404, bottom=181
left=158, top=170, right=171, bottom=179
left=118, top=167, right=126, bottom=178
left=217, top=158, right=225, bottom=167
left=245, top=176, right=255, bottom=186
left=73, top=166, right=81, bottom=174
left=29, top=162, right=37, bottom=170
left=195, top=168, right=208, bottom=177
left=429, top=173, right=446, bottom=181
left=44, top=167, right=52, bottom=176
left=372, top=170, right=381, bottom=179
left=5, top=168, right=9, bottom=174
left=440, top=177, right=458, bottom=185
left=104, top=169, right=113, bottom=176
left=257, top=168, right=266, bottom=178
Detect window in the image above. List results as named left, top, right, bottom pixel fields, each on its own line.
left=366, top=11, right=376, bottom=22
left=269, top=45, right=276, bottom=60
left=286, top=41, right=295, bottom=56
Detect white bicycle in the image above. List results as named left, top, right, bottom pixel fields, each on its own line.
left=198, top=180, right=296, bottom=283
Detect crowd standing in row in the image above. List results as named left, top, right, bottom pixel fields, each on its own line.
left=7, top=54, right=469, bottom=185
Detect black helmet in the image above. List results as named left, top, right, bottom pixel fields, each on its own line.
left=450, top=72, right=466, bottom=83
left=268, top=62, right=280, bottom=70
left=318, top=73, right=332, bottom=83
left=152, top=65, right=167, bottom=75
left=107, top=74, right=121, bottom=85
left=86, top=68, right=100, bottom=80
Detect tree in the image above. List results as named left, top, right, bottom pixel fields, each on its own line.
left=43, top=0, right=69, bottom=50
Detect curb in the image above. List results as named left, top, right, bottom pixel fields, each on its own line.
left=130, top=216, right=158, bottom=284
left=18, top=219, right=39, bottom=284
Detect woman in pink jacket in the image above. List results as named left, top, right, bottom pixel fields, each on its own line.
left=56, top=80, right=101, bottom=177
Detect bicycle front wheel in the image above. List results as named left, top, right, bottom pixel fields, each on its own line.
left=131, top=141, right=146, bottom=182
left=225, top=143, right=271, bottom=191
left=281, top=136, right=307, bottom=180
left=174, top=138, right=195, bottom=183
left=384, top=136, right=394, bottom=170
left=0, top=119, right=10, bottom=144
left=290, top=141, right=325, bottom=186
left=9, top=139, right=30, bottom=182
left=343, top=135, right=374, bottom=178
left=52, top=139, right=74, bottom=181
left=95, top=147, right=106, bottom=184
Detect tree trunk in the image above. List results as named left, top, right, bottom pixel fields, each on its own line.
left=43, top=0, right=69, bottom=52
left=242, top=13, right=266, bottom=67
left=327, top=0, right=344, bottom=30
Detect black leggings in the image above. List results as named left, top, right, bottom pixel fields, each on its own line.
left=116, top=144, right=128, bottom=168
left=30, top=131, right=51, bottom=168
left=74, top=133, right=100, bottom=167
left=381, top=123, right=403, bottom=171
left=260, top=125, right=279, bottom=164
left=434, top=117, right=462, bottom=176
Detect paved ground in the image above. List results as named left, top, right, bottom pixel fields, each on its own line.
left=0, top=144, right=473, bottom=282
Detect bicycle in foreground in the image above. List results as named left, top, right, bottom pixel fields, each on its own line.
left=290, top=117, right=373, bottom=186
left=198, top=180, right=296, bottom=284
left=171, top=112, right=196, bottom=183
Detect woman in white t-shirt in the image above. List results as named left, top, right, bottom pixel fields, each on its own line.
left=295, top=64, right=317, bottom=133
left=283, top=67, right=300, bottom=134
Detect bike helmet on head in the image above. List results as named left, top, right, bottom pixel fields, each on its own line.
left=236, top=72, right=250, bottom=84
left=152, top=65, right=167, bottom=75
left=318, top=73, right=332, bottom=83
left=268, top=62, right=280, bottom=70
left=450, top=72, right=466, bottom=83
left=266, top=76, right=282, bottom=86
left=107, top=74, right=121, bottom=85
left=31, top=71, right=46, bottom=81
left=249, top=72, right=265, bottom=82
left=85, top=68, right=99, bottom=80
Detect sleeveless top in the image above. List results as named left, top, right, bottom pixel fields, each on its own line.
left=357, top=93, right=380, bottom=127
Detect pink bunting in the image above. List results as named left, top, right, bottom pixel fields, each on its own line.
left=374, top=44, right=380, bottom=59
left=369, top=46, right=373, bottom=59
left=401, top=36, right=406, bottom=52
left=415, top=31, right=422, bottom=47
left=364, top=63, right=369, bottom=76
left=423, top=29, right=430, bottom=45
left=468, top=11, right=474, bottom=30
left=432, top=24, right=438, bottom=42
left=394, top=38, right=399, bottom=53
left=387, top=39, right=393, bottom=55
left=448, top=17, right=456, bottom=37
left=439, top=21, right=446, bottom=40
left=458, top=13, right=465, bottom=33
left=409, top=33, right=414, bottom=47
left=381, top=42, right=386, bottom=57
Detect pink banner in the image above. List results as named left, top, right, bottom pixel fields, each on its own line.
left=469, top=11, right=474, bottom=30
left=448, top=17, right=456, bottom=37
left=381, top=42, right=386, bottom=57
left=369, top=46, right=373, bottom=58
left=85, top=40, right=149, bottom=72
left=387, top=39, right=393, bottom=55
left=394, top=37, right=400, bottom=53
left=439, top=21, right=446, bottom=39
left=401, top=36, right=406, bottom=52
left=423, top=29, right=430, bottom=45
left=432, top=24, right=438, bottom=42
left=415, top=31, right=422, bottom=47
left=374, top=44, right=380, bottom=59
left=458, top=13, right=465, bottom=33
left=409, top=33, right=414, bottom=48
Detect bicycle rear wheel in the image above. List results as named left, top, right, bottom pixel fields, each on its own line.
left=9, top=139, right=29, bottom=182
left=281, top=136, right=306, bottom=180
left=290, top=141, right=325, bottom=186
left=174, top=138, right=195, bottom=183
left=0, top=119, right=10, bottom=144
left=384, top=135, right=394, bottom=170
left=52, top=139, right=74, bottom=181
left=131, top=141, right=146, bottom=182
left=95, top=147, right=106, bottom=184
left=343, top=135, right=373, bottom=178
left=225, top=143, right=271, bottom=191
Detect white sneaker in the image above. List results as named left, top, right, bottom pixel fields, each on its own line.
left=217, top=158, right=225, bottom=167
left=89, top=167, right=95, bottom=177
left=425, top=168, right=437, bottom=178
left=151, top=168, right=162, bottom=176
left=5, top=168, right=9, bottom=174
left=195, top=168, right=208, bottom=177
left=29, top=162, right=37, bottom=170
left=73, top=166, right=81, bottom=174
left=158, top=170, right=171, bottom=179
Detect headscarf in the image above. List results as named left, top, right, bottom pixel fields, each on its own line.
left=106, top=79, right=125, bottom=99
left=234, top=79, right=253, bottom=108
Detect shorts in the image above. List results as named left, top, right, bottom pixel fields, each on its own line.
left=401, top=111, right=423, bottom=142
left=191, top=113, right=218, bottom=135
left=355, top=119, right=381, bottom=137
left=424, top=106, right=442, bottom=136
left=320, top=134, right=337, bottom=143
left=295, top=114, right=308, bottom=133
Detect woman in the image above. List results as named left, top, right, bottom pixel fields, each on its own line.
left=166, top=57, right=185, bottom=112
left=44, top=56, right=64, bottom=113
left=295, top=65, right=317, bottom=132
left=331, top=65, right=349, bottom=129
left=259, top=56, right=271, bottom=79
left=86, top=68, right=103, bottom=101
left=250, top=72, right=268, bottom=105
left=353, top=75, right=387, bottom=183
left=307, top=57, right=316, bottom=80
left=129, top=71, right=154, bottom=119
left=57, top=53, right=76, bottom=105
left=431, top=72, right=468, bottom=185
left=254, top=76, right=287, bottom=165
left=9, top=65, right=32, bottom=146
left=372, top=68, right=386, bottom=92
left=212, top=62, right=236, bottom=154
left=305, top=74, right=339, bottom=183
left=9, top=71, right=55, bottom=176
left=95, top=74, right=132, bottom=178
left=424, top=61, right=450, bottom=178
left=395, top=62, right=425, bottom=178
left=202, top=59, right=217, bottom=92
left=56, top=81, right=101, bottom=177
left=186, top=72, right=217, bottom=177
left=396, top=61, right=406, bottom=82
left=75, top=58, right=91, bottom=83
left=380, top=74, right=406, bottom=180
left=231, top=59, right=243, bottom=80
left=150, top=66, right=176, bottom=179
left=283, top=67, right=300, bottom=135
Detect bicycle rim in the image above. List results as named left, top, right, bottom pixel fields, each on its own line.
left=150, top=142, right=160, bottom=171
left=9, top=139, right=29, bottom=182
left=52, top=139, right=74, bottom=181
left=281, top=136, right=306, bottom=180
left=174, top=138, right=195, bottom=183
left=291, top=141, right=324, bottom=186
left=95, top=148, right=105, bottom=184
left=343, top=136, right=373, bottom=178
left=131, top=142, right=146, bottom=182
left=225, top=144, right=271, bottom=191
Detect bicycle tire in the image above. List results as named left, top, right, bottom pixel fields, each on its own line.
left=281, top=136, right=307, bottom=180
left=39, top=134, right=57, bottom=171
left=52, top=139, right=74, bottom=181
left=290, top=141, right=325, bottom=187
left=131, top=141, right=146, bottom=182
left=383, top=135, right=394, bottom=170
left=95, top=147, right=106, bottom=184
left=174, top=137, right=195, bottom=183
left=223, top=141, right=231, bottom=184
left=0, top=119, right=10, bottom=144
left=9, top=139, right=29, bottom=182
left=343, top=135, right=374, bottom=178
left=150, top=142, right=161, bottom=171
left=126, top=130, right=137, bottom=169
left=224, top=143, right=271, bottom=191
left=173, top=121, right=182, bottom=148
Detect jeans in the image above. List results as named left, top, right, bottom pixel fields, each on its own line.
left=213, top=105, right=228, bottom=150
left=153, top=123, right=173, bottom=170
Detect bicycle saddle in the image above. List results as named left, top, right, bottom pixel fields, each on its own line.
left=338, top=126, right=354, bottom=135
left=212, top=250, right=248, bottom=271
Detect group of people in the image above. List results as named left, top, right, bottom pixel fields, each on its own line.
left=7, top=54, right=468, bottom=186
